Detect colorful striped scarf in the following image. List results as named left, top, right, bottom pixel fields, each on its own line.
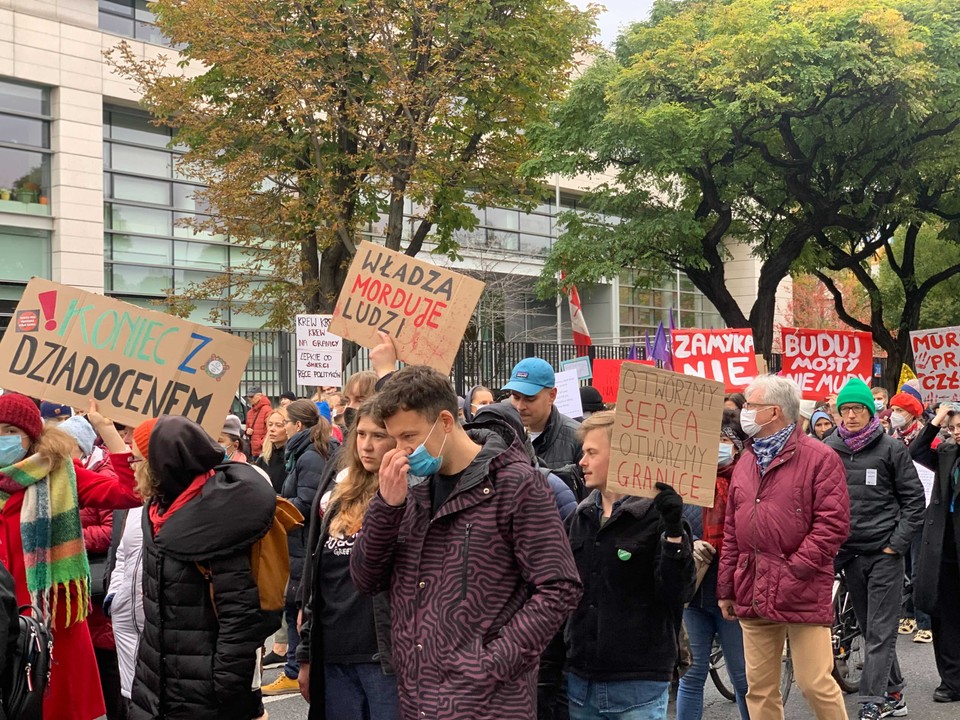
left=0, top=454, right=90, bottom=627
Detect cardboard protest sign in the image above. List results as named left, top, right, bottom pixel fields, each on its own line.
left=671, top=328, right=759, bottom=392
left=779, top=327, right=872, bottom=401
left=554, top=369, right=583, bottom=419
left=592, top=358, right=655, bottom=404
left=0, top=278, right=251, bottom=438
left=609, top=362, right=724, bottom=507
left=295, top=315, right=343, bottom=386
left=910, top=327, right=960, bottom=405
left=561, top=355, right=592, bottom=380
left=329, top=241, right=484, bottom=374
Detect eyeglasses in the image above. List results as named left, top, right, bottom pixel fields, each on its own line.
left=838, top=404, right=869, bottom=416
left=743, top=402, right=775, bottom=411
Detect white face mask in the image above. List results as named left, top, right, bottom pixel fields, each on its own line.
left=890, top=411, right=909, bottom=429
left=718, top=443, right=735, bottom=467
left=740, top=407, right=773, bottom=438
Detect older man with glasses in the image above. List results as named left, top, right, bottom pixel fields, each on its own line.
left=825, top=378, right=925, bottom=720
left=718, top=375, right=850, bottom=720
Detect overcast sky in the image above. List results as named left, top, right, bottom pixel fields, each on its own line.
left=572, top=0, right=656, bottom=46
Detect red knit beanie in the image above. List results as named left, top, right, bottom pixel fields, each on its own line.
left=0, top=393, right=43, bottom=443
left=890, top=392, right=923, bottom=419
left=133, top=418, right=159, bottom=460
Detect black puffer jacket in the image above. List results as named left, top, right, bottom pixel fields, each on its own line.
left=130, top=416, right=278, bottom=720
left=0, top=562, right=17, bottom=720
left=825, top=425, right=925, bottom=558
left=532, top=405, right=584, bottom=497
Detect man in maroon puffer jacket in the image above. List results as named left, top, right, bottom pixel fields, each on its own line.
left=718, top=375, right=850, bottom=720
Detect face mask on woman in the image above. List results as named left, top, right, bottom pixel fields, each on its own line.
left=718, top=443, right=735, bottom=467
left=0, top=435, right=28, bottom=466
left=890, top=411, right=909, bottom=429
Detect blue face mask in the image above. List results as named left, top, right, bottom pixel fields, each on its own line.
left=0, top=435, right=28, bottom=467
left=407, top=417, right=447, bottom=483
left=718, top=442, right=735, bottom=467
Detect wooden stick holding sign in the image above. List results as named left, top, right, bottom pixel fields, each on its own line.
left=608, top=362, right=725, bottom=508
left=328, top=241, right=485, bottom=375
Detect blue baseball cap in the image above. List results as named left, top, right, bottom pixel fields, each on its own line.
left=502, top=358, right=555, bottom=396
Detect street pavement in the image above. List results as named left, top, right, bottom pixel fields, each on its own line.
left=262, top=634, right=955, bottom=719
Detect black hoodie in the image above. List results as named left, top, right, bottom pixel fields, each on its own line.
left=131, top=416, right=277, bottom=720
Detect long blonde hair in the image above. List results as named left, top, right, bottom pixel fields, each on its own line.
left=327, top=399, right=388, bottom=537
left=260, top=409, right=287, bottom=462
left=33, top=426, right=77, bottom=473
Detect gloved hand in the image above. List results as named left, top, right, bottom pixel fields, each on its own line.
left=654, top=482, right=684, bottom=538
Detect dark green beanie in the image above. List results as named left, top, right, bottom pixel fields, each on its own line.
left=836, top=378, right=876, bottom=417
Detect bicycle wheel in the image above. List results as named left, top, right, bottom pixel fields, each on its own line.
left=709, top=640, right=737, bottom=702
left=781, top=637, right=794, bottom=704
left=832, top=578, right=864, bottom=693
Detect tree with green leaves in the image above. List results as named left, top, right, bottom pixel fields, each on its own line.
left=107, top=0, right=596, bottom=326
left=528, top=0, right=960, bottom=359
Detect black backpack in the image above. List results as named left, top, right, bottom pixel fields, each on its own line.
left=2, top=606, right=51, bottom=720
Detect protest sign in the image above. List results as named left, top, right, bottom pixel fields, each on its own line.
left=914, top=461, right=935, bottom=507
left=910, top=326, right=960, bottom=405
left=592, top=358, right=654, bottom=404
left=329, top=241, right=484, bottom=374
left=780, top=327, right=873, bottom=401
left=609, top=362, right=724, bottom=507
left=0, top=278, right=251, bottom=438
left=554, top=369, right=584, bottom=419
left=671, top=328, right=759, bottom=392
left=295, top=314, right=343, bottom=386
left=560, top=355, right=592, bottom=381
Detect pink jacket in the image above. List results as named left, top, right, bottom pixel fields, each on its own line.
left=717, top=429, right=850, bottom=625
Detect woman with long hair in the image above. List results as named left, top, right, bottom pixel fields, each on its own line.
left=262, top=400, right=338, bottom=696
left=298, top=398, right=398, bottom=719
left=257, top=409, right=290, bottom=493
left=0, top=395, right=142, bottom=720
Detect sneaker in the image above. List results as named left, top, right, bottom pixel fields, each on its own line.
left=261, top=650, right=285, bottom=669
left=898, top=618, right=917, bottom=634
left=913, top=629, right=933, bottom=643
left=880, top=692, right=908, bottom=717
left=859, top=703, right=882, bottom=720
left=261, top=673, right=299, bottom=696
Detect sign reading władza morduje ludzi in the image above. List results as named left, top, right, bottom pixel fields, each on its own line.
left=0, top=278, right=252, bottom=438
left=910, top=326, right=960, bottom=405
left=295, top=315, right=342, bottom=386
left=609, top=362, right=724, bottom=508
left=328, top=241, right=485, bottom=374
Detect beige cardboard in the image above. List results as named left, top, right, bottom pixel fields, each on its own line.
left=329, top=242, right=485, bottom=374
left=0, top=278, right=252, bottom=438
left=608, top=362, right=724, bottom=507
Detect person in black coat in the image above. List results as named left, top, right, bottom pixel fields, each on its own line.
left=910, top=403, right=960, bottom=703
left=129, top=415, right=277, bottom=720
left=263, top=400, right=336, bottom=696
left=0, top=561, right=18, bottom=720
left=255, top=408, right=290, bottom=494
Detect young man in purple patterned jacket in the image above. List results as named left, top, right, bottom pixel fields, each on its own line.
left=350, top=365, right=583, bottom=720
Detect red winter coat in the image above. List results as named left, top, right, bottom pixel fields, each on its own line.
left=717, top=428, right=850, bottom=626
left=0, top=453, right=142, bottom=720
left=245, top=395, right=273, bottom=457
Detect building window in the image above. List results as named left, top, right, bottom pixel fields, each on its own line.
left=619, top=270, right=725, bottom=342
left=98, top=0, right=169, bottom=46
left=103, top=107, right=265, bottom=329
left=0, top=80, right=51, bottom=217
left=0, top=226, right=51, bottom=281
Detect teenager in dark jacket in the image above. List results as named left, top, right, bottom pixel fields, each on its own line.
left=825, top=378, right=925, bottom=720
left=129, top=415, right=276, bottom=720
left=298, top=399, right=398, bottom=720
left=263, top=400, right=336, bottom=696
left=0, top=561, right=17, bottom=720
left=351, top=365, right=582, bottom=720
left=565, top=411, right=695, bottom=720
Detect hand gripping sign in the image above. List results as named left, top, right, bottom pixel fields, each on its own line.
left=0, top=278, right=252, bottom=437
left=329, top=242, right=484, bottom=374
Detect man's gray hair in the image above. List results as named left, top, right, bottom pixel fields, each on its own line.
left=745, top=375, right=801, bottom=423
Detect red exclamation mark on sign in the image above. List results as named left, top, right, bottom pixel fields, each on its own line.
left=38, top=291, right=57, bottom=330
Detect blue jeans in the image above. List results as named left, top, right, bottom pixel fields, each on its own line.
left=677, top=605, right=750, bottom=720
left=283, top=600, right=300, bottom=679
left=566, top=674, right=668, bottom=720
left=324, top=663, right=398, bottom=720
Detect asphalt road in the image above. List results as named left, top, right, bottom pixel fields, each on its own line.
left=261, top=634, right=954, bottom=719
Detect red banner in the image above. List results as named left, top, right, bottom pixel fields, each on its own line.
left=592, top=358, right=655, bottom=403
left=780, top=327, right=873, bottom=401
left=671, top=329, right=759, bottom=393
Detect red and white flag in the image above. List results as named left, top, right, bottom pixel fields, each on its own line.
left=561, top=273, right=592, bottom=347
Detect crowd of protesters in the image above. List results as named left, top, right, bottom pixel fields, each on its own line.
left=1, top=334, right=960, bottom=720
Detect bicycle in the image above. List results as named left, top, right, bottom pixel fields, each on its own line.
left=831, top=571, right=864, bottom=694
left=710, top=637, right=793, bottom=703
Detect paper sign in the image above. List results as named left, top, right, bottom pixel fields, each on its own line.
left=561, top=355, right=593, bottom=381
left=329, top=241, right=485, bottom=374
left=671, top=329, right=759, bottom=392
left=914, top=461, right=935, bottom=506
left=0, top=278, right=252, bottom=438
left=554, top=369, right=583, bottom=419
left=780, top=327, right=873, bottom=401
left=295, top=315, right=343, bottom=386
left=609, top=362, right=724, bottom=507
left=910, top=327, right=960, bottom=405
left=592, top=358, right=655, bottom=404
